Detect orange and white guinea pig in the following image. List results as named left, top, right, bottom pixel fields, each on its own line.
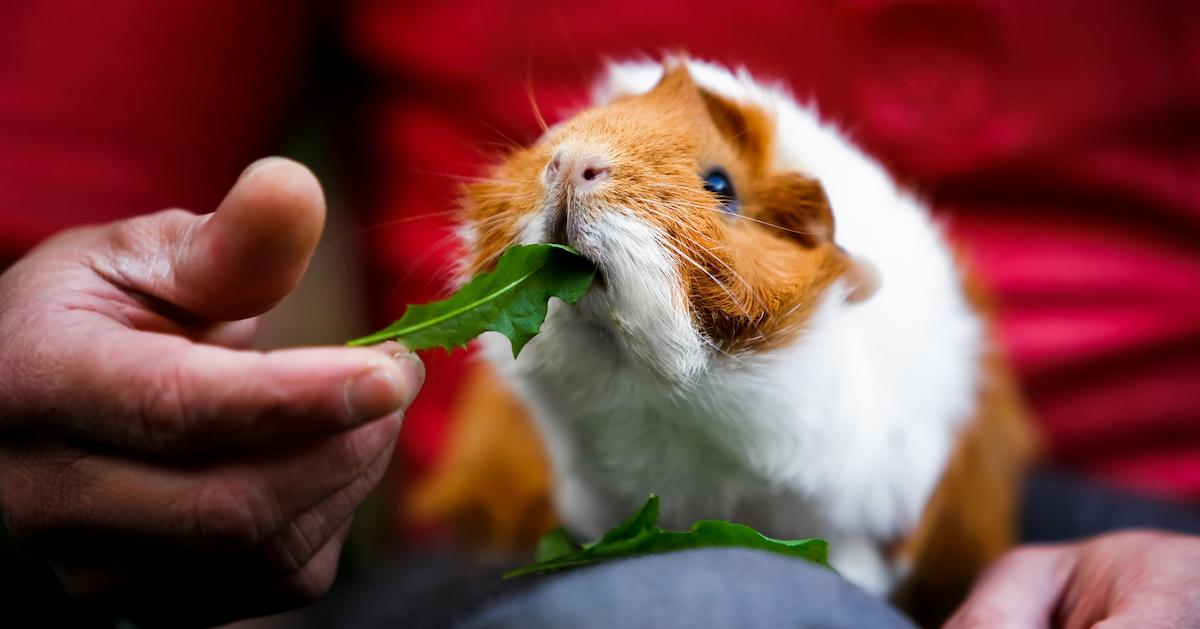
left=415, top=57, right=1034, bottom=619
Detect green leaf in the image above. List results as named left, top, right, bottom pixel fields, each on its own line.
left=534, top=527, right=580, bottom=563
left=594, top=493, right=660, bottom=545
left=504, top=495, right=831, bottom=579
left=347, top=244, right=596, bottom=357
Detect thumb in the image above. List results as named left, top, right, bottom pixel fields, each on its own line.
left=944, top=545, right=1075, bottom=628
left=102, top=157, right=325, bottom=321
left=176, top=157, right=326, bottom=320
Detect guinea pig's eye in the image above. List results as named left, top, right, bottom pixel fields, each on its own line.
left=702, top=167, right=739, bottom=214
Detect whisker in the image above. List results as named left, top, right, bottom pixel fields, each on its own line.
left=645, top=181, right=822, bottom=238
left=410, top=168, right=520, bottom=187
left=724, top=212, right=817, bottom=238
left=655, top=235, right=760, bottom=333
left=521, top=61, right=550, bottom=133
left=630, top=200, right=768, bottom=315
left=551, top=5, right=590, bottom=86
left=471, top=117, right=527, bottom=152
left=319, top=209, right=468, bottom=252
left=394, top=227, right=466, bottom=290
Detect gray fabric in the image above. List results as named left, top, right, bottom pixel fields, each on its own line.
left=456, top=548, right=916, bottom=629
left=1023, top=468, right=1200, bottom=541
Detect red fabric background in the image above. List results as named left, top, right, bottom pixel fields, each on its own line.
left=0, top=0, right=314, bottom=253
left=3, top=1, right=1199, bottom=503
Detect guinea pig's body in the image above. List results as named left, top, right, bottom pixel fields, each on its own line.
left=420, top=58, right=1033, bottom=617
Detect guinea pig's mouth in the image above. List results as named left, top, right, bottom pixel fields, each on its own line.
left=592, top=267, right=608, bottom=290
left=544, top=207, right=608, bottom=290
left=562, top=240, right=608, bottom=291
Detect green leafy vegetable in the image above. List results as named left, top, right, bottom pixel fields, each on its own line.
left=504, top=495, right=831, bottom=579
left=348, top=243, right=596, bottom=356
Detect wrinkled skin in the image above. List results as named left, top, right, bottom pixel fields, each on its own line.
left=0, top=158, right=424, bottom=627
left=948, top=530, right=1200, bottom=628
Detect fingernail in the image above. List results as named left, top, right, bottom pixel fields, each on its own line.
left=344, top=366, right=408, bottom=423
left=392, top=349, right=425, bottom=389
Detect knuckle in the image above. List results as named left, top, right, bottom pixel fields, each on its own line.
left=246, top=378, right=294, bottom=425
left=997, top=544, right=1057, bottom=568
left=262, top=511, right=324, bottom=574
left=136, top=361, right=194, bottom=451
left=184, top=477, right=270, bottom=549
left=0, top=463, right=53, bottom=540
left=949, top=605, right=1013, bottom=628
left=1, top=331, right=66, bottom=418
left=344, top=417, right=402, bottom=479
left=0, top=503, right=38, bottom=541
left=337, top=427, right=376, bottom=475
left=282, top=558, right=338, bottom=605
left=103, top=209, right=192, bottom=257
left=1102, top=528, right=1161, bottom=547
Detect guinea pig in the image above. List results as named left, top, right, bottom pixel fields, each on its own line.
left=414, top=57, right=1034, bottom=621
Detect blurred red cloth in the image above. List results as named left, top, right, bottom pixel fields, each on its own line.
left=2, top=1, right=1199, bottom=502
left=0, top=1, right=314, bottom=253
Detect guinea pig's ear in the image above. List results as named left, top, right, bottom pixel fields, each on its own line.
left=650, top=61, right=704, bottom=102
left=752, top=173, right=880, bottom=303
left=698, top=90, right=771, bottom=168
left=650, top=62, right=770, bottom=164
left=842, top=253, right=880, bottom=303
left=752, top=173, right=835, bottom=248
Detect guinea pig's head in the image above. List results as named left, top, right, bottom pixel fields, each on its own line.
left=460, top=62, right=876, bottom=381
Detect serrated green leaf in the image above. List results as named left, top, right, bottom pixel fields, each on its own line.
left=347, top=243, right=596, bottom=356
left=504, top=495, right=832, bottom=579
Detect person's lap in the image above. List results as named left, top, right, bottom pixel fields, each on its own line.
left=456, top=548, right=913, bottom=629
left=10, top=468, right=1200, bottom=627
left=286, top=468, right=1200, bottom=629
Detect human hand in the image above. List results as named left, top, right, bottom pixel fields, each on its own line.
left=0, top=158, right=424, bottom=626
left=946, top=530, right=1200, bottom=628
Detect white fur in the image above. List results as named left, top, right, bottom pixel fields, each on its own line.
left=472, top=59, right=983, bottom=595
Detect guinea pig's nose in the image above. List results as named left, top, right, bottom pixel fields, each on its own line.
left=574, top=157, right=611, bottom=189
left=544, top=149, right=611, bottom=191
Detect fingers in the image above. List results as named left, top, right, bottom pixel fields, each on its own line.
left=44, top=518, right=355, bottom=629
left=259, top=441, right=394, bottom=574
left=945, top=545, right=1077, bottom=629
left=95, top=157, right=325, bottom=321
left=45, top=327, right=422, bottom=453
left=149, top=518, right=355, bottom=628
left=0, top=413, right=398, bottom=580
left=0, top=408, right=394, bottom=627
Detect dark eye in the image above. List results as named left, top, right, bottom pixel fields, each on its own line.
left=702, top=167, right=739, bottom=214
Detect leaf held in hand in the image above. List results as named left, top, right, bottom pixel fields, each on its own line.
left=504, top=495, right=831, bottom=579
left=347, top=244, right=595, bottom=356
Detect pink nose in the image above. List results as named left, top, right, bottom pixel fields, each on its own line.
left=545, top=150, right=611, bottom=191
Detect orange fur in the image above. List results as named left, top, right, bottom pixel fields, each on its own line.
left=891, top=345, right=1037, bottom=626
